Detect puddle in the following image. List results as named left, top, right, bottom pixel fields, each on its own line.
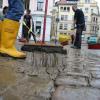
left=0, top=62, right=16, bottom=93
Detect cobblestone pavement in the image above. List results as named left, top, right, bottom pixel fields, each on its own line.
left=0, top=42, right=100, bottom=100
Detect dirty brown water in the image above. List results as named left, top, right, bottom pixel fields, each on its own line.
left=0, top=60, right=19, bottom=100
left=0, top=61, right=16, bottom=89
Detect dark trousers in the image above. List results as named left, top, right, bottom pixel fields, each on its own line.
left=22, top=25, right=29, bottom=40
left=71, top=34, right=75, bottom=44
left=22, top=25, right=36, bottom=42
left=74, top=28, right=83, bottom=48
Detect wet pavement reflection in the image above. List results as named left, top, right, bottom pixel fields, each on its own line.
left=0, top=44, right=100, bottom=100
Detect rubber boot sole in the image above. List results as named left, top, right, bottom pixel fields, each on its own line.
left=0, top=53, right=26, bottom=59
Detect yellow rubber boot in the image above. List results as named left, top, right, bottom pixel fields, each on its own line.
left=0, top=19, right=26, bottom=58
left=0, top=20, right=2, bottom=47
left=0, top=20, right=2, bottom=33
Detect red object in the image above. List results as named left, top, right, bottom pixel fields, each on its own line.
left=36, top=41, right=46, bottom=45
left=42, top=0, right=48, bottom=43
left=61, top=41, right=68, bottom=46
left=18, top=38, right=28, bottom=43
left=88, top=44, right=100, bottom=49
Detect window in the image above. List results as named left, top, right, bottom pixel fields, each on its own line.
left=60, top=7, right=63, bottom=11
left=95, top=26, right=97, bottom=31
left=96, top=18, right=98, bottom=23
left=64, top=15, right=68, bottom=21
left=0, top=0, right=3, bottom=8
left=85, top=16, right=88, bottom=22
left=61, top=15, right=68, bottom=21
left=64, top=33, right=67, bottom=35
left=64, top=24, right=67, bottom=30
left=59, top=23, right=63, bottom=29
left=37, top=0, right=44, bottom=11
left=72, top=15, right=74, bottom=20
left=59, top=23, right=68, bottom=30
left=24, top=0, right=30, bottom=10
left=91, top=9, right=93, bottom=14
left=85, top=0, right=90, bottom=3
left=93, top=26, right=95, bottom=31
left=64, top=7, right=66, bottom=11
left=60, top=7, right=70, bottom=12
left=67, top=7, right=70, bottom=12
left=93, top=17, right=95, bottom=22
left=61, top=15, right=64, bottom=21
left=85, top=8, right=88, bottom=13
left=36, top=21, right=41, bottom=35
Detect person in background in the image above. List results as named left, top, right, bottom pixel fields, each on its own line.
left=0, top=6, right=9, bottom=21
left=71, top=5, right=85, bottom=49
left=22, top=9, right=33, bottom=42
left=3, top=6, right=9, bottom=17
left=0, top=0, right=26, bottom=58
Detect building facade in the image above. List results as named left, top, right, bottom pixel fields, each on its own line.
left=77, top=0, right=99, bottom=37
left=0, top=0, right=100, bottom=41
left=53, top=0, right=99, bottom=39
left=0, top=0, right=54, bottom=41
left=56, top=0, right=77, bottom=36
left=91, top=13, right=99, bottom=35
left=98, top=14, right=100, bottom=37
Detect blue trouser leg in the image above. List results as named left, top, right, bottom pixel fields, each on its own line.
left=5, top=0, right=24, bottom=21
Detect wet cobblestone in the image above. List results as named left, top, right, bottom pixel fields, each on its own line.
left=0, top=43, right=100, bottom=100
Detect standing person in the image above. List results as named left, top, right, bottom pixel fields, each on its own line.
left=71, top=34, right=75, bottom=44
left=0, top=0, right=26, bottom=58
left=71, top=5, right=85, bottom=49
left=22, top=9, right=33, bottom=42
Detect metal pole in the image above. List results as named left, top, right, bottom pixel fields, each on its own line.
left=55, top=6, right=59, bottom=44
left=42, top=0, right=48, bottom=43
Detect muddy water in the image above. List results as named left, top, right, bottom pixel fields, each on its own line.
left=0, top=61, right=16, bottom=91
left=0, top=45, right=100, bottom=100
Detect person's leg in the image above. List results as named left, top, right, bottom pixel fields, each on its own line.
left=5, top=0, right=24, bottom=21
left=22, top=24, right=25, bottom=38
left=26, top=24, right=31, bottom=42
left=31, top=32, right=37, bottom=43
left=23, top=25, right=28, bottom=39
left=71, top=34, right=74, bottom=44
left=77, top=29, right=82, bottom=48
left=28, top=32, right=31, bottom=41
left=73, top=29, right=78, bottom=47
left=74, top=28, right=82, bottom=49
left=0, top=0, right=26, bottom=58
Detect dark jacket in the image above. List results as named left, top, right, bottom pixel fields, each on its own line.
left=74, top=9, right=85, bottom=30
